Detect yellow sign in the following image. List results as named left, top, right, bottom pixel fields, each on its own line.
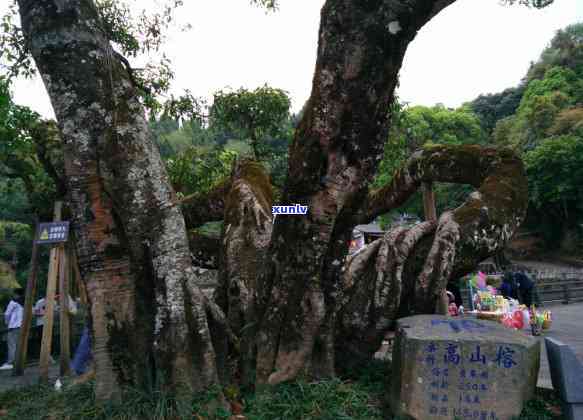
left=36, top=222, right=70, bottom=244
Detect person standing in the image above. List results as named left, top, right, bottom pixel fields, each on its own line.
left=500, top=272, right=519, bottom=300
left=1, top=288, right=24, bottom=370
left=71, top=325, right=92, bottom=375
left=515, top=271, right=536, bottom=308
left=32, top=296, right=63, bottom=363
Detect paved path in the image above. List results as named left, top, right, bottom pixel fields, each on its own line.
left=0, top=363, right=60, bottom=393
left=537, top=302, right=583, bottom=389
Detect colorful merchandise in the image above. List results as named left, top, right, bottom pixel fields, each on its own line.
left=465, top=271, right=555, bottom=333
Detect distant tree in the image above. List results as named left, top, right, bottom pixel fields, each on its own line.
left=210, top=86, right=291, bottom=160
left=548, top=107, right=583, bottom=136
left=373, top=104, right=486, bottom=222
left=526, top=23, right=583, bottom=82
left=494, top=66, right=583, bottom=151
left=166, top=147, right=237, bottom=196
left=150, top=116, right=180, bottom=158
left=374, top=104, right=486, bottom=184
left=524, top=135, right=583, bottom=215
left=466, top=86, right=525, bottom=134
left=0, top=78, right=62, bottom=219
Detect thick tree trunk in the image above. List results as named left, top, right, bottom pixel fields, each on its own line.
left=214, top=160, right=273, bottom=387
left=256, top=0, right=456, bottom=386
left=340, top=145, right=528, bottom=360
left=18, top=0, right=220, bottom=397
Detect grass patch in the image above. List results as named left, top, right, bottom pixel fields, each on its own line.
left=0, top=370, right=385, bottom=420
left=243, top=379, right=384, bottom=420
left=0, top=368, right=562, bottom=419
left=195, top=221, right=223, bottom=238
left=513, top=388, right=563, bottom=420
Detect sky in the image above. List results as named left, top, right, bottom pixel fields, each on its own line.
left=2, top=0, right=582, bottom=118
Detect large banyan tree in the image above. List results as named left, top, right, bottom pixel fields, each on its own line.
left=14, top=0, right=540, bottom=403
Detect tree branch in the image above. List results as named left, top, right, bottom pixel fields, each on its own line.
left=355, top=145, right=496, bottom=225
left=339, top=145, right=528, bottom=359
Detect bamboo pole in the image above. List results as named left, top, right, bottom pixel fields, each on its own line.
left=39, top=201, right=62, bottom=383
left=422, top=181, right=437, bottom=222
left=59, top=246, right=71, bottom=376
left=13, top=227, right=40, bottom=376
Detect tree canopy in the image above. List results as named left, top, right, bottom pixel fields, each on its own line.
left=470, top=22, right=583, bottom=251
left=210, top=86, right=291, bottom=160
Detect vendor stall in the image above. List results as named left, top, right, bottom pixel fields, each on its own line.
left=451, top=271, right=552, bottom=336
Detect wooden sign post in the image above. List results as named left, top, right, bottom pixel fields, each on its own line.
left=422, top=183, right=447, bottom=314
left=58, top=244, right=71, bottom=377
left=14, top=201, right=65, bottom=376
left=14, top=201, right=81, bottom=381
left=39, top=242, right=60, bottom=382
left=31, top=201, right=75, bottom=383
left=13, top=231, right=40, bottom=376
left=422, top=182, right=437, bottom=222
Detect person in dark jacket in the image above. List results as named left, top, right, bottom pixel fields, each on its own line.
left=515, top=271, right=539, bottom=307
left=447, top=279, right=463, bottom=307
left=500, top=272, right=519, bottom=300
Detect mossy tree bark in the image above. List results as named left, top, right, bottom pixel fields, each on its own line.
left=214, top=160, right=273, bottom=387
left=255, top=0, right=456, bottom=386
left=340, top=145, right=528, bottom=361
left=17, top=0, right=221, bottom=398
left=18, top=0, right=530, bottom=401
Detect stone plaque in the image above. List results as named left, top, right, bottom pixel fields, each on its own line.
left=389, top=315, right=540, bottom=420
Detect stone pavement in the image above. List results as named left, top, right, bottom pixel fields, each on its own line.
left=0, top=362, right=60, bottom=393
left=537, top=302, right=583, bottom=389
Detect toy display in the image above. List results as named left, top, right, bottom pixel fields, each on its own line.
left=463, top=272, right=553, bottom=336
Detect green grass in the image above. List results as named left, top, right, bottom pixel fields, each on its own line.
left=0, top=364, right=562, bottom=420
left=0, top=378, right=383, bottom=420
left=513, top=388, right=563, bottom=420
left=243, top=379, right=384, bottom=420
left=195, top=221, right=223, bottom=238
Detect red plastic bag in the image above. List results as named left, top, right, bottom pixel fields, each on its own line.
left=511, top=310, right=524, bottom=329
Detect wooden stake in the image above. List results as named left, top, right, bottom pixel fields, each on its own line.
left=59, top=246, right=71, bottom=376
left=13, top=230, right=40, bottom=376
left=422, top=182, right=437, bottom=222
left=39, top=201, right=62, bottom=383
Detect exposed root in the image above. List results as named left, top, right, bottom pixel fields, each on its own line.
left=184, top=281, right=221, bottom=390
left=374, top=221, right=436, bottom=331
left=340, top=221, right=436, bottom=353
left=268, top=287, right=326, bottom=386
left=71, top=364, right=96, bottom=386
left=414, top=212, right=460, bottom=313
left=204, top=296, right=240, bottom=351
